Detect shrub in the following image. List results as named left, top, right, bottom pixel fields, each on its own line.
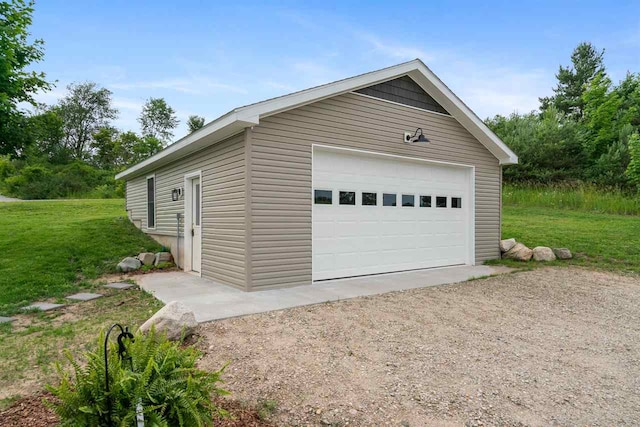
left=47, top=328, right=228, bottom=426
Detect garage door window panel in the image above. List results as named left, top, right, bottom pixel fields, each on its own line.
left=339, top=191, right=356, bottom=205
left=383, top=193, right=397, bottom=207
left=436, top=196, right=447, bottom=208
left=452, top=197, right=462, bottom=208
left=402, top=194, right=415, bottom=207
left=420, top=196, right=432, bottom=207
left=314, top=189, right=332, bottom=205
left=362, top=192, right=377, bottom=206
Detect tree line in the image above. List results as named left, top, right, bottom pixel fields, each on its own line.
left=487, top=42, right=640, bottom=190
left=0, top=1, right=206, bottom=199
left=2, top=2, right=640, bottom=199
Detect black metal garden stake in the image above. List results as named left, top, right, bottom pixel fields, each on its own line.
left=104, top=323, right=134, bottom=425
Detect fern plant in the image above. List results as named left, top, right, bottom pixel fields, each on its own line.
left=46, top=328, right=228, bottom=426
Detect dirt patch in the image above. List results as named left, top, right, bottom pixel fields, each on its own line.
left=198, top=267, right=640, bottom=426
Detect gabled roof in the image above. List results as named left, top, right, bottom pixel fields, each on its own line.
left=116, top=59, right=517, bottom=180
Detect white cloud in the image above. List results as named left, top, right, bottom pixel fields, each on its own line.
left=110, top=77, right=247, bottom=95
left=437, top=62, right=554, bottom=118
left=356, top=32, right=431, bottom=61
left=264, top=80, right=297, bottom=93
left=291, top=60, right=343, bottom=86
left=112, top=97, right=143, bottom=111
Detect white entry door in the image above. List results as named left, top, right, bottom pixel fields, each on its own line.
left=312, top=148, right=473, bottom=281
left=190, top=177, right=202, bottom=273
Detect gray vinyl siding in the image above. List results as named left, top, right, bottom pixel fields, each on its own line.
left=249, top=92, right=501, bottom=289
left=355, top=75, right=449, bottom=115
left=125, top=133, right=247, bottom=289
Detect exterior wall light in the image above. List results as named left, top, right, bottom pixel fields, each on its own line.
left=404, top=128, right=430, bottom=143
left=171, top=187, right=183, bottom=201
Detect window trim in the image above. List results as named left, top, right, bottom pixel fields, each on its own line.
left=146, top=174, right=156, bottom=230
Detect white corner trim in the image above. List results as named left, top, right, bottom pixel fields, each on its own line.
left=117, top=59, right=517, bottom=180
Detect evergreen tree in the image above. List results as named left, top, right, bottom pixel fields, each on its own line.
left=540, top=42, right=606, bottom=119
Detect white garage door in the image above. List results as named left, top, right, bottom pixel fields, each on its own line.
left=312, top=148, right=473, bottom=281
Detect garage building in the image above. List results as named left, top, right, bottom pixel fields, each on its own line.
left=116, top=59, right=518, bottom=290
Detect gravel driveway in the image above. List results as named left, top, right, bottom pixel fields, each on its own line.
left=198, top=268, right=640, bottom=426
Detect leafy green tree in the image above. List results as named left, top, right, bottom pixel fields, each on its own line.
left=27, top=107, right=68, bottom=163
left=540, top=42, right=605, bottom=118
left=91, top=126, right=120, bottom=169
left=581, top=72, right=622, bottom=159
left=0, top=0, right=52, bottom=156
left=626, top=133, right=640, bottom=188
left=487, top=108, right=587, bottom=183
left=187, top=115, right=205, bottom=133
left=138, top=97, right=179, bottom=144
left=130, top=135, right=163, bottom=164
left=56, top=82, right=118, bottom=160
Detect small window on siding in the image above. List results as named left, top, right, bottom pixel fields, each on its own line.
left=402, top=194, right=415, bottom=207
left=362, top=192, right=377, bottom=206
left=383, top=193, right=397, bottom=207
left=146, top=176, right=155, bottom=228
left=452, top=197, right=462, bottom=209
left=420, top=195, right=432, bottom=207
left=339, top=191, right=356, bottom=205
left=314, top=189, right=332, bottom=204
left=436, top=196, right=447, bottom=208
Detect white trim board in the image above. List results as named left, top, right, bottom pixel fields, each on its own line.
left=116, top=59, right=517, bottom=180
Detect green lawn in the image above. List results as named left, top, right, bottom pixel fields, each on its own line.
left=0, top=200, right=161, bottom=315
left=491, top=206, right=640, bottom=273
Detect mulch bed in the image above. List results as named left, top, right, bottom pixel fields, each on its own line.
left=0, top=393, right=272, bottom=426
left=0, top=393, right=57, bottom=427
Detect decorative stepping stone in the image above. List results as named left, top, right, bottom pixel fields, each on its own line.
left=0, top=316, right=16, bottom=323
left=104, top=282, right=134, bottom=290
left=23, top=302, right=65, bottom=312
left=66, top=292, right=103, bottom=301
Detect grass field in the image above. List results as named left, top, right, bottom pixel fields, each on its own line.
left=503, top=184, right=640, bottom=215
left=493, top=206, right=640, bottom=273
left=0, top=200, right=161, bottom=315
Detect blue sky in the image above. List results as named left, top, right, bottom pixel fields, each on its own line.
left=30, top=0, right=640, bottom=140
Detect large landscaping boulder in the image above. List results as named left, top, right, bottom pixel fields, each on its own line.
left=139, top=301, right=197, bottom=341
left=499, top=238, right=517, bottom=253
left=503, top=243, right=533, bottom=261
left=553, top=248, right=573, bottom=260
left=137, top=252, right=156, bottom=266
left=117, top=257, right=141, bottom=272
left=533, top=246, right=556, bottom=261
left=154, top=252, right=173, bottom=266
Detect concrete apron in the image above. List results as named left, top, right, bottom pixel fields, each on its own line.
left=137, top=265, right=511, bottom=323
